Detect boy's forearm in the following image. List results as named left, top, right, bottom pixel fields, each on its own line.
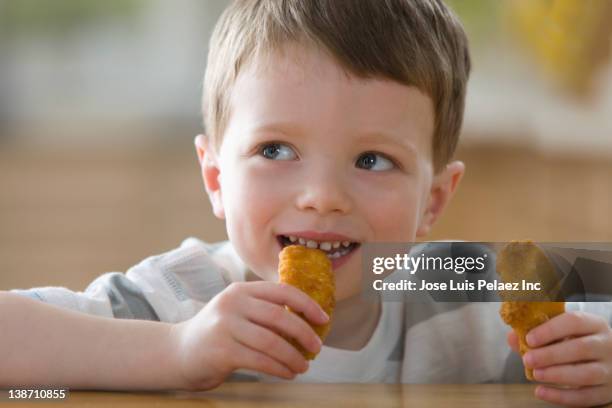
left=0, top=291, right=185, bottom=390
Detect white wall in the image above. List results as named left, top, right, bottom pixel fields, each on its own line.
left=464, top=51, right=612, bottom=157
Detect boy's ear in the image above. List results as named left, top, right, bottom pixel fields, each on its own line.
left=416, top=160, right=465, bottom=238
left=194, top=134, right=225, bottom=220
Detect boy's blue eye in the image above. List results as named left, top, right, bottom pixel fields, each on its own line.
left=356, top=152, right=395, bottom=171
left=259, top=143, right=297, bottom=161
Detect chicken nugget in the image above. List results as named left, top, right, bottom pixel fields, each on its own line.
left=278, top=245, right=335, bottom=360
left=497, top=240, right=565, bottom=380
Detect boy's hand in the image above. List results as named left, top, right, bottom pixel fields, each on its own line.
left=507, top=311, right=612, bottom=406
left=169, top=281, right=329, bottom=390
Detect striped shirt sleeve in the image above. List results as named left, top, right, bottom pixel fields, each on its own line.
left=9, top=238, right=234, bottom=323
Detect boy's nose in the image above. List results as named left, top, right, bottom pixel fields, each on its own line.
left=294, top=168, right=353, bottom=215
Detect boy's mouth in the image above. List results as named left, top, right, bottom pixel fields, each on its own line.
left=276, top=234, right=361, bottom=268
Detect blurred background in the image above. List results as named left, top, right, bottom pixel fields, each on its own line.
left=1, top=0, right=611, bottom=290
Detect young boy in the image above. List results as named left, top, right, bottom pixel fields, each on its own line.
left=2, top=0, right=611, bottom=405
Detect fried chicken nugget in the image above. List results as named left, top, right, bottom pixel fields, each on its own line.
left=497, top=240, right=565, bottom=381
left=278, top=245, right=335, bottom=360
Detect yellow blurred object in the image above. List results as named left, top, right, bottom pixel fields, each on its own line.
left=278, top=245, right=335, bottom=360
left=507, top=0, right=612, bottom=96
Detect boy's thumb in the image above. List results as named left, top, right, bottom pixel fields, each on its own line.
left=506, top=330, right=520, bottom=354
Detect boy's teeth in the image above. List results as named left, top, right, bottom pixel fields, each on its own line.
left=286, top=238, right=345, bottom=251
left=319, top=242, right=332, bottom=251
left=283, top=235, right=354, bottom=257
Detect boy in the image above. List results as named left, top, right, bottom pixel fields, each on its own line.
left=2, top=0, right=611, bottom=405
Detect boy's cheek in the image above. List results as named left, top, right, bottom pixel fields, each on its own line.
left=230, top=236, right=279, bottom=282
left=370, top=203, right=420, bottom=241
left=229, top=169, right=293, bottom=209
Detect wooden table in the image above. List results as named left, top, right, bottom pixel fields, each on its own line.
left=1, top=384, right=561, bottom=407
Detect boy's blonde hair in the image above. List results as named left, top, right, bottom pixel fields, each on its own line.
left=203, top=0, right=471, bottom=172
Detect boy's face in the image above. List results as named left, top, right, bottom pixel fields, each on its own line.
left=197, top=44, right=463, bottom=301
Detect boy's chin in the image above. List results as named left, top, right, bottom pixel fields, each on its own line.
left=333, top=277, right=365, bottom=303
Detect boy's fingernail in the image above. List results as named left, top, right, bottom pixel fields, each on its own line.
left=321, top=311, right=329, bottom=322
left=523, top=353, right=533, bottom=368
left=535, top=386, right=545, bottom=398
left=526, top=333, right=536, bottom=347
left=532, top=369, right=542, bottom=381
left=308, top=335, right=322, bottom=354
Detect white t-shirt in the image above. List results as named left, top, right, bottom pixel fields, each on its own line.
left=11, top=237, right=612, bottom=384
